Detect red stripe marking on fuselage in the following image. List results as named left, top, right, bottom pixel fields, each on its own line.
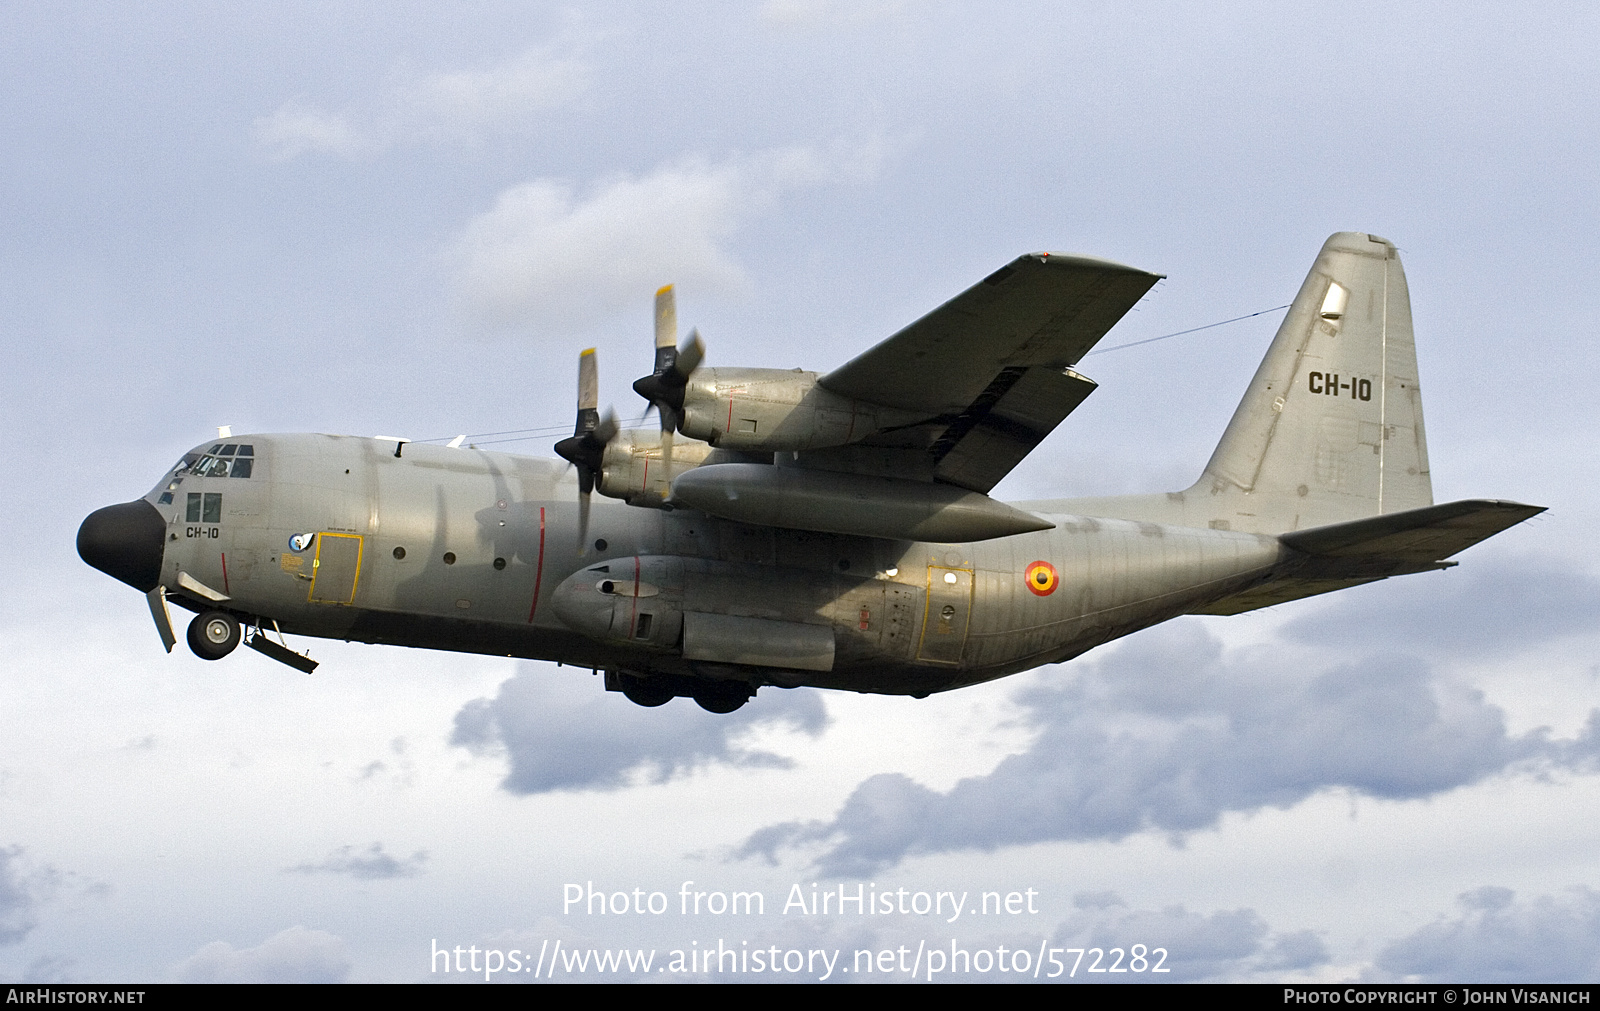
left=526, top=507, right=546, bottom=622
left=630, top=555, right=640, bottom=636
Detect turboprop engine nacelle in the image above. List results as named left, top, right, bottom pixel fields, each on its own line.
left=596, top=429, right=716, bottom=508
left=678, top=368, right=923, bottom=452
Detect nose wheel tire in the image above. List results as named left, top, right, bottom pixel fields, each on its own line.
left=187, top=611, right=241, bottom=660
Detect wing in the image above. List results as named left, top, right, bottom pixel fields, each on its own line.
left=812, top=252, right=1161, bottom=492
left=819, top=252, right=1163, bottom=416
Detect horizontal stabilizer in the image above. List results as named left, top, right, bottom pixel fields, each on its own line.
left=1281, top=499, right=1545, bottom=566
left=1190, top=499, right=1543, bottom=616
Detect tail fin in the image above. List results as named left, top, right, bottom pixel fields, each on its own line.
left=1196, top=231, right=1431, bottom=532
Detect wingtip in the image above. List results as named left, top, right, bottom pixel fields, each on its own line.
left=1024, top=251, right=1160, bottom=277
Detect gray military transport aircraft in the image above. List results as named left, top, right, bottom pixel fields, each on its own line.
left=78, top=232, right=1542, bottom=713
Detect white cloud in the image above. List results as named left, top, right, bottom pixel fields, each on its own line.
left=447, top=142, right=885, bottom=334
left=762, top=0, right=921, bottom=26
left=252, top=103, right=368, bottom=161
left=404, top=48, right=588, bottom=141
left=173, top=926, right=352, bottom=984
left=252, top=43, right=588, bottom=161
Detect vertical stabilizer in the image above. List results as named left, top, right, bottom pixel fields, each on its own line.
left=1196, top=232, right=1431, bottom=531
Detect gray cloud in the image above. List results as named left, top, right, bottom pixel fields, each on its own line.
left=1050, top=892, right=1330, bottom=982
left=452, top=664, right=828, bottom=794
left=0, top=847, right=54, bottom=947
left=743, top=620, right=1591, bottom=875
left=173, top=926, right=352, bottom=984
left=1375, top=886, right=1600, bottom=983
left=1282, top=560, right=1600, bottom=660
left=287, top=843, right=427, bottom=881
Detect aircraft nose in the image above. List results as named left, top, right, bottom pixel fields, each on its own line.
left=77, top=499, right=166, bottom=592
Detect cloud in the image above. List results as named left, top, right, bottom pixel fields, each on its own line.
left=253, top=43, right=588, bottom=160
left=742, top=620, right=1593, bottom=875
left=451, top=664, right=828, bottom=794
left=762, top=0, right=920, bottom=25
left=1050, top=892, right=1330, bottom=982
left=1281, top=561, right=1600, bottom=661
left=0, top=847, right=55, bottom=946
left=173, top=926, right=352, bottom=984
left=1375, top=886, right=1600, bottom=983
left=286, top=843, right=427, bottom=880
left=252, top=103, right=367, bottom=161
left=446, top=141, right=885, bottom=334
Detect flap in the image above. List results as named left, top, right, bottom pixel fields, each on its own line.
left=931, top=366, right=1098, bottom=492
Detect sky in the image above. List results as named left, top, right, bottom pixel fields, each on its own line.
left=3, top=0, right=1599, bottom=984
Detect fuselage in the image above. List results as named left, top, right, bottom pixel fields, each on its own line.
left=96, top=432, right=1284, bottom=696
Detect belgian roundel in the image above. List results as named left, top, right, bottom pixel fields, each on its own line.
left=1025, top=560, right=1058, bottom=596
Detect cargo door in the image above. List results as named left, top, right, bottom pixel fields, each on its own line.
left=308, top=533, right=363, bottom=604
left=917, top=565, right=973, bottom=664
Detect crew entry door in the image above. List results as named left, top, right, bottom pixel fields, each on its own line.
left=308, top=533, right=363, bottom=604
left=917, top=566, right=973, bottom=664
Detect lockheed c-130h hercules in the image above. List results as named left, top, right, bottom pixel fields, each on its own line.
left=78, top=232, right=1542, bottom=713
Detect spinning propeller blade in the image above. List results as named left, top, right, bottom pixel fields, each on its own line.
left=633, top=285, right=705, bottom=484
left=552, top=349, right=617, bottom=552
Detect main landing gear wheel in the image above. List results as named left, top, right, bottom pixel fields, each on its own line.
left=621, top=681, right=674, bottom=708
left=187, top=611, right=241, bottom=660
left=693, top=691, right=748, bottom=714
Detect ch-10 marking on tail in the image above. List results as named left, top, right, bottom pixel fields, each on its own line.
left=79, top=233, right=1542, bottom=712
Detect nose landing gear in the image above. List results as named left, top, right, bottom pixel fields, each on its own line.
left=187, top=611, right=241, bottom=660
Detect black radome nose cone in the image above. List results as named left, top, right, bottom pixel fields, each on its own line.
left=78, top=499, right=166, bottom=592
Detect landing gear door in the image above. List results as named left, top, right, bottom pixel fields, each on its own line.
left=308, top=533, right=363, bottom=604
left=917, top=566, right=973, bottom=664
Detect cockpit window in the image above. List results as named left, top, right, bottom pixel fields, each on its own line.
left=186, top=492, right=222, bottom=523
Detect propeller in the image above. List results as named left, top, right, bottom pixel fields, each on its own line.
left=553, top=348, right=617, bottom=552
left=631, top=284, right=704, bottom=483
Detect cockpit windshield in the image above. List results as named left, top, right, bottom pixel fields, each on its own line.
left=184, top=444, right=255, bottom=479
left=159, top=444, right=257, bottom=505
